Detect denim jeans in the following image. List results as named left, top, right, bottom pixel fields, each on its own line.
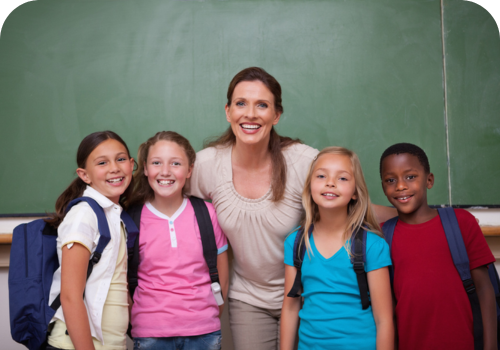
left=133, top=330, right=222, bottom=350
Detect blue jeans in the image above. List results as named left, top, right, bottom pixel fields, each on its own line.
left=133, top=330, right=222, bottom=350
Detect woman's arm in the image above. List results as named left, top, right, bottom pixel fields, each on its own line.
left=471, top=266, right=497, bottom=350
left=373, top=204, right=397, bottom=224
left=280, top=265, right=301, bottom=350
left=60, top=243, right=95, bottom=350
left=367, top=266, right=395, bottom=350
left=217, top=251, right=229, bottom=316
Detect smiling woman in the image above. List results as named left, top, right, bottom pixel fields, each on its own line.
left=188, top=67, right=318, bottom=350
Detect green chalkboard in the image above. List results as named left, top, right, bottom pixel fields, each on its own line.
left=0, top=0, right=497, bottom=215
left=443, top=0, right=500, bottom=205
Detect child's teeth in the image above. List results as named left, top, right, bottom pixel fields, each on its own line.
left=158, top=180, right=174, bottom=185
left=323, top=193, right=336, bottom=197
left=107, top=178, right=123, bottom=183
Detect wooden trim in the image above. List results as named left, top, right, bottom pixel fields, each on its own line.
left=482, top=227, right=500, bottom=236
left=0, top=234, right=13, bottom=244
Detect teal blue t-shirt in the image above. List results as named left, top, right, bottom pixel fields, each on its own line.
left=284, top=229, right=392, bottom=350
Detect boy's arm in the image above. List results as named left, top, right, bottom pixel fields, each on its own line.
left=393, top=293, right=399, bottom=350
left=280, top=265, right=301, bottom=350
left=217, top=251, right=229, bottom=316
left=367, top=266, right=395, bottom=350
left=471, top=266, right=497, bottom=350
left=373, top=204, right=397, bottom=224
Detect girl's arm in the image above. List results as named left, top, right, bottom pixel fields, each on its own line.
left=217, top=251, right=229, bottom=316
left=367, top=266, right=394, bottom=350
left=471, top=266, right=497, bottom=350
left=280, top=265, right=301, bottom=350
left=373, top=204, right=397, bottom=224
left=60, top=243, right=95, bottom=350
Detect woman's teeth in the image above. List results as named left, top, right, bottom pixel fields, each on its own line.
left=241, top=124, right=260, bottom=129
left=107, top=177, right=123, bottom=183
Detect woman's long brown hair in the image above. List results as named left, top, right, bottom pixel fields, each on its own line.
left=205, top=67, right=301, bottom=202
left=45, top=131, right=135, bottom=227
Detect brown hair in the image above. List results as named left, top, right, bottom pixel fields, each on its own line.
left=46, top=131, right=134, bottom=227
left=205, top=67, right=301, bottom=202
left=300, top=147, right=382, bottom=255
left=129, top=131, right=196, bottom=207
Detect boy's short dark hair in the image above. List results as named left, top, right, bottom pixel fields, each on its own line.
left=379, top=143, right=430, bottom=176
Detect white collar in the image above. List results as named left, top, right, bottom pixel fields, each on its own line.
left=82, top=186, right=117, bottom=209
left=146, top=197, right=188, bottom=222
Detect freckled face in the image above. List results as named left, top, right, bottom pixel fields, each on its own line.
left=144, top=141, right=193, bottom=201
left=310, top=154, right=357, bottom=211
left=225, top=80, right=281, bottom=147
left=381, top=153, right=434, bottom=215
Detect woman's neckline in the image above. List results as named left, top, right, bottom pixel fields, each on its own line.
left=225, top=145, right=272, bottom=203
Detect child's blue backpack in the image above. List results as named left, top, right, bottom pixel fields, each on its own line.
left=8, top=197, right=138, bottom=350
left=286, top=225, right=371, bottom=310
left=382, top=207, right=500, bottom=350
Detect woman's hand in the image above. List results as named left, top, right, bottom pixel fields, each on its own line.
left=373, top=205, right=397, bottom=224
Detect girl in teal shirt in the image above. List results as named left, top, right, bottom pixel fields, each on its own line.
left=281, top=147, right=394, bottom=350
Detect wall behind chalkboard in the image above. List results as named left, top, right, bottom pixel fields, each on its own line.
left=0, top=0, right=498, bottom=215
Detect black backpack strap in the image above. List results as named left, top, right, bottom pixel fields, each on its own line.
left=381, top=216, right=398, bottom=285
left=125, top=204, right=143, bottom=299
left=50, top=197, right=112, bottom=311
left=123, top=204, right=143, bottom=340
left=189, top=196, right=219, bottom=285
left=350, top=228, right=370, bottom=310
left=438, top=207, right=483, bottom=350
left=287, top=226, right=312, bottom=298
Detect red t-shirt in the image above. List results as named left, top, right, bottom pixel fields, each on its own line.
left=385, top=209, right=495, bottom=350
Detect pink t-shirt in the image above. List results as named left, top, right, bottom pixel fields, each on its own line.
left=131, top=198, right=228, bottom=338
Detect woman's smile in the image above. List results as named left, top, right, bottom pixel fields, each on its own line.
left=225, top=80, right=281, bottom=146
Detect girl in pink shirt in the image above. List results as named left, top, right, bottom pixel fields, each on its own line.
left=128, top=131, right=229, bottom=350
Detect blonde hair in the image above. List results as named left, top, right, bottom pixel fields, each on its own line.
left=128, top=131, right=196, bottom=207
left=300, top=146, right=381, bottom=255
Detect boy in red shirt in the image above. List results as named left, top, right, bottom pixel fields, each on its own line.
left=380, top=143, right=497, bottom=350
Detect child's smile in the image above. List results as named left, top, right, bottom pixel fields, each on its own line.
left=310, top=153, right=357, bottom=211
left=381, top=153, right=435, bottom=223
left=145, top=140, right=193, bottom=204
left=76, top=139, right=134, bottom=204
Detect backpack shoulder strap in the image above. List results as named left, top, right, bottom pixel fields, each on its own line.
left=287, top=226, right=310, bottom=298
left=125, top=204, right=143, bottom=299
left=123, top=204, right=141, bottom=249
left=350, top=228, right=370, bottom=310
left=66, top=197, right=111, bottom=256
left=438, top=208, right=471, bottom=280
left=189, top=196, right=219, bottom=284
left=438, top=207, right=483, bottom=350
left=382, top=216, right=398, bottom=250
left=50, top=197, right=111, bottom=311
left=381, top=216, right=398, bottom=285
